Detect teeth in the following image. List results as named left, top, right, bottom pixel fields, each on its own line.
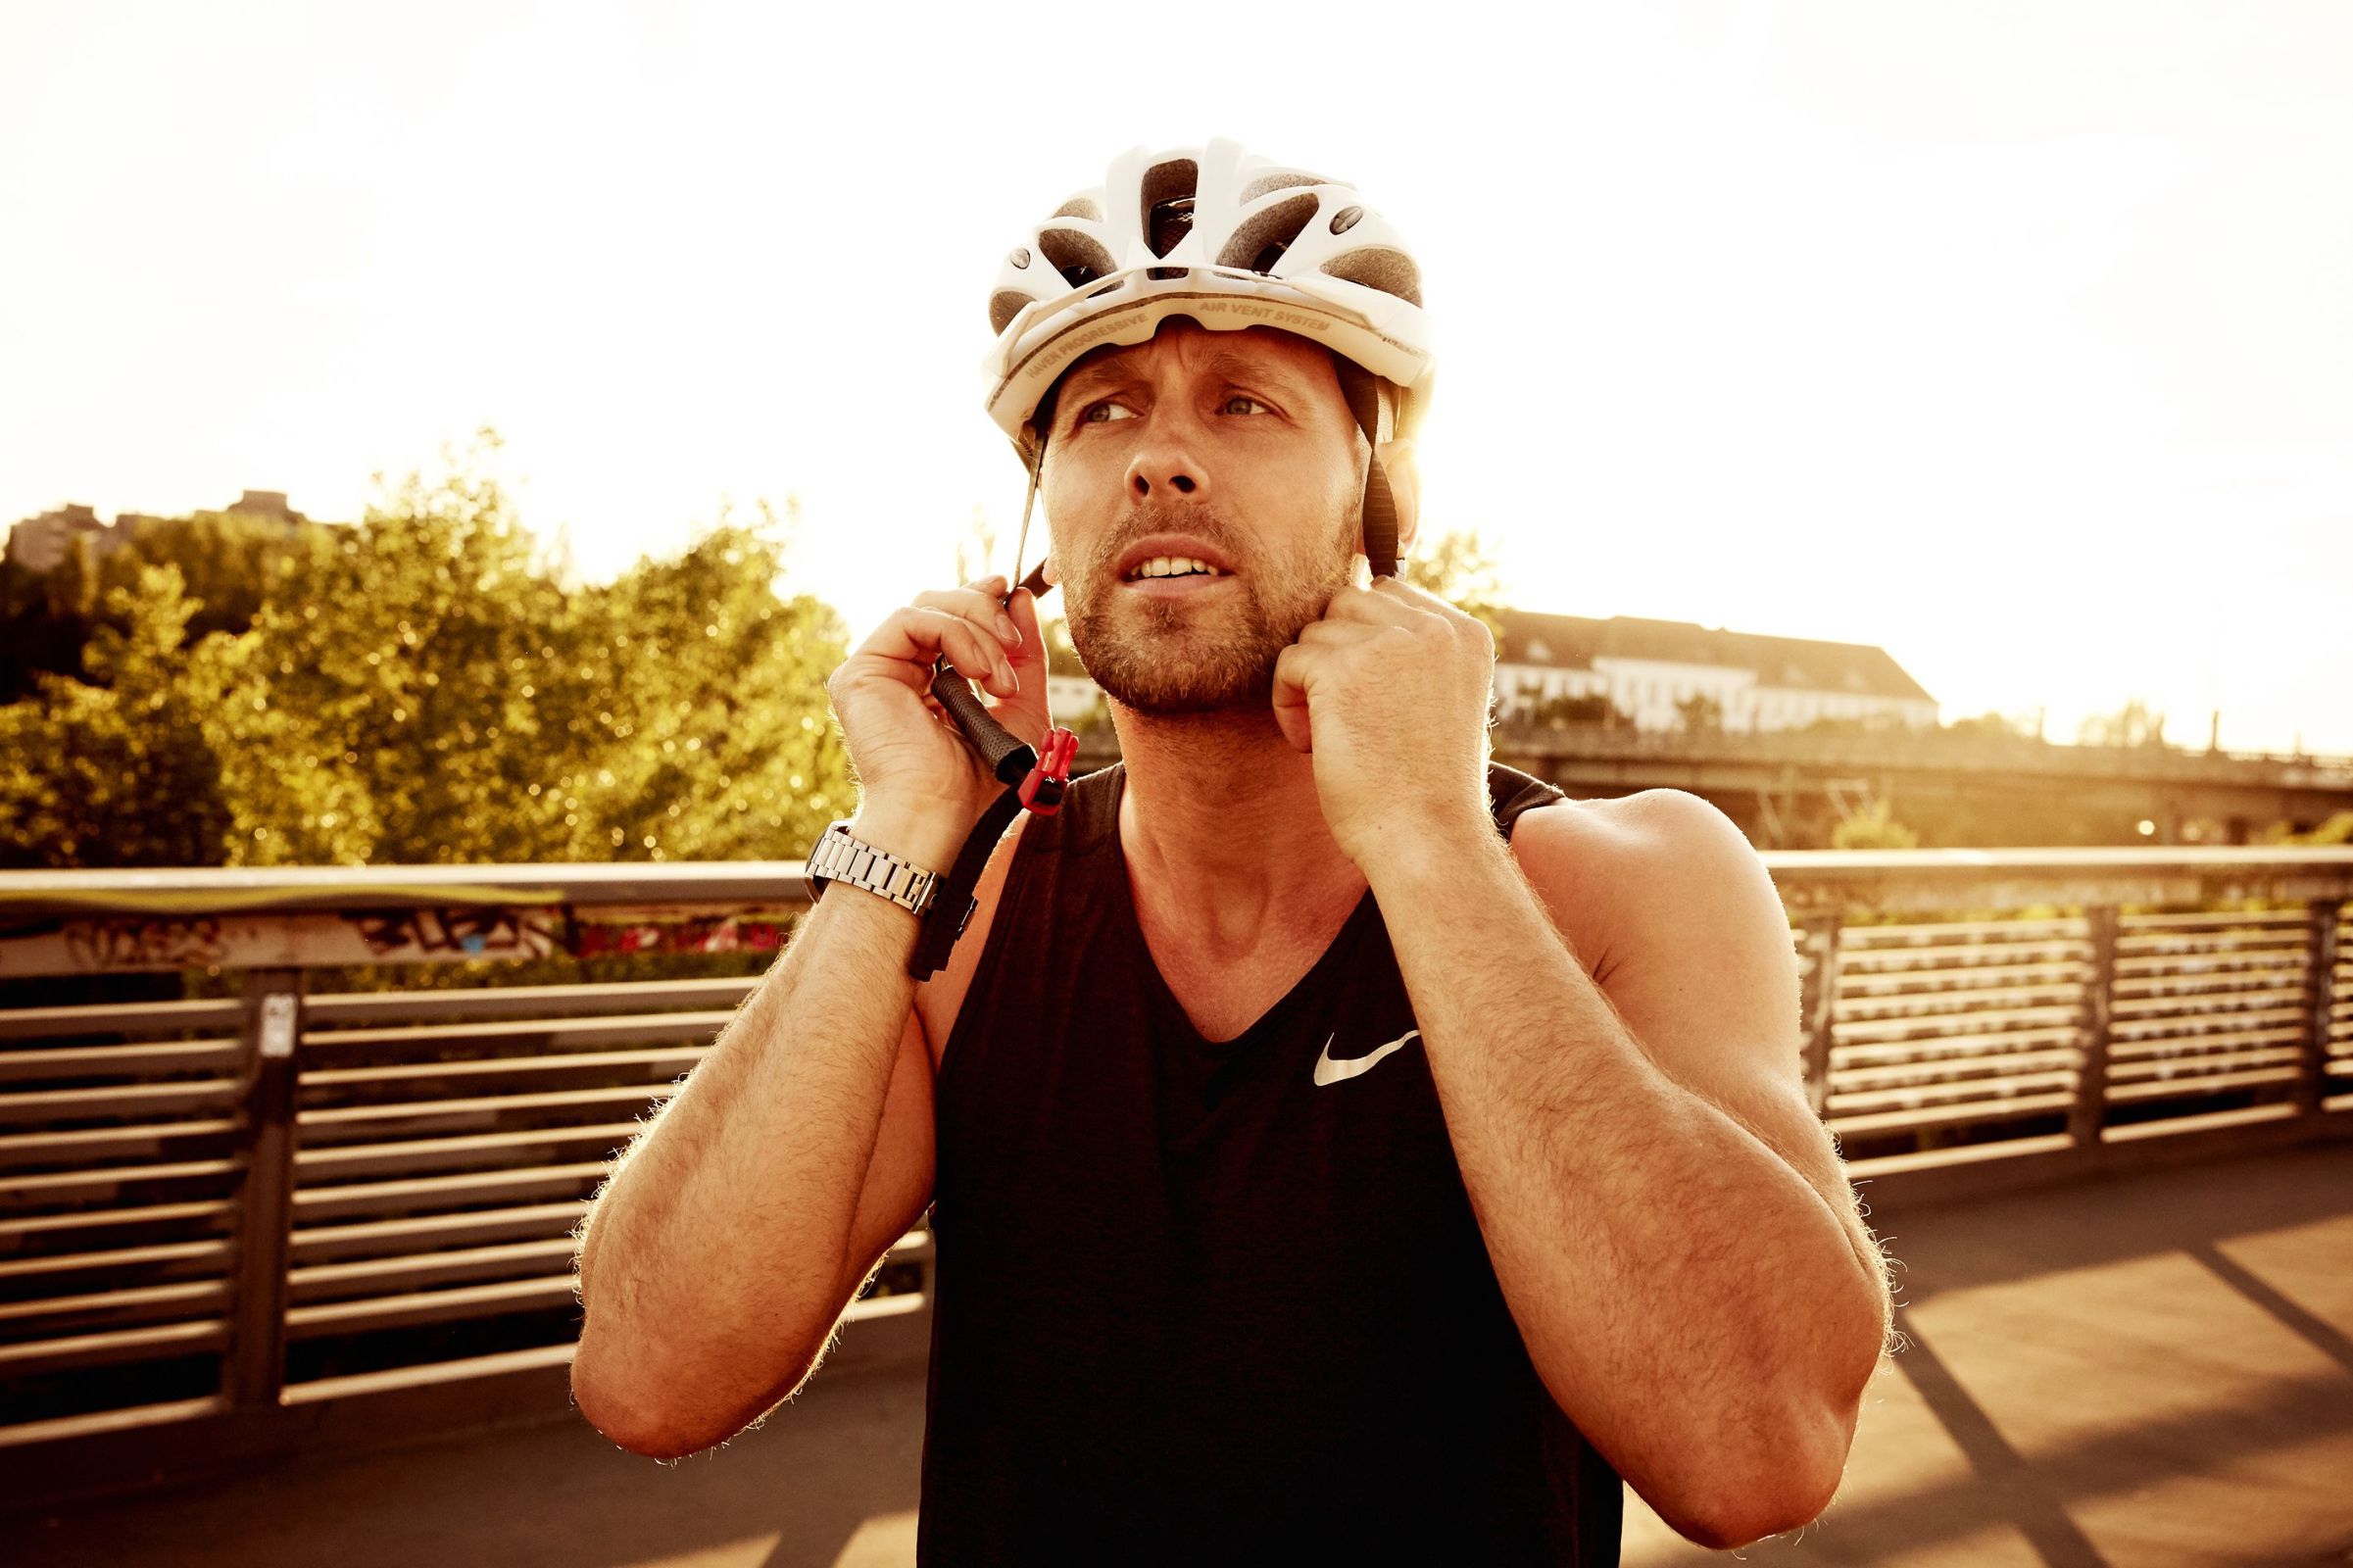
left=1130, top=555, right=1223, bottom=579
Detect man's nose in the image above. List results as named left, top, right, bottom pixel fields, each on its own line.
left=1125, top=423, right=1208, bottom=501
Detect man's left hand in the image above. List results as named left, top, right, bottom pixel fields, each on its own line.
left=1271, top=577, right=1497, bottom=868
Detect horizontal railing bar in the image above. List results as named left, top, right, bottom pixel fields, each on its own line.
left=288, top=1238, right=582, bottom=1302
left=302, top=977, right=757, bottom=1024
left=5, top=847, right=2345, bottom=921
left=0, top=1041, right=246, bottom=1082
left=2118, top=909, right=2316, bottom=928
left=1838, top=958, right=2089, bottom=994
left=292, top=1125, right=635, bottom=1179
left=2106, top=1068, right=2302, bottom=1102
left=2109, top=1026, right=2309, bottom=1058
left=2100, top=1102, right=2308, bottom=1143
left=0, top=1081, right=244, bottom=1125
left=2112, top=1006, right=2307, bottom=1040
left=0, top=1000, right=244, bottom=1043
left=301, top=1048, right=708, bottom=1089
left=0, top=1159, right=242, bottom=1203
left=284, top=1275, right=581, bottom=1338
left=1837, top=982, right=2085, bottom=1019
left=0, top=1392, right=227, bottom=1447
left=1833, top=1026, right=2083, bottom=1066
left=281, top=1341, right=577, bottom=1403
left=0, top=1118, right=241, bottom=1171
left=0, top=1317, right=226, bottom=1376
left=296, top=1084, right=675, bottom=1131
left=2108, top=1048, right=2305, bottom=1081
left=1838, top=940, right=2092, bottom=969
left=290, top=1200, right=591, bottom=1260
left=0, top=1200, right=234, bottom=1246
left=300, top=1013, right=734, bottom=1057
left=1834, top=1004, right=2084, bottom=1043
left=1835, top=918, right=2090, bottom=945
left=2112, top=987, right=2311, bottom=1018
left=0, top=1238, right=229, bottom=1285
left=291, top=1162, right=613, bottom=1218
left=0, top=1277, right=228, bottom=1333
left=2117, top=964, right=2315, bottom=989
left=1827, top=1090, right=2081, bottom=1136
left=1828, top=1070, right=2081, bottom=1112
left=2116, top=933, right=2315, bottom=955
left=1834, top=1048, right=2083, bottom=1088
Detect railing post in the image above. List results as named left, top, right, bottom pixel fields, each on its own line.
left=1798, top=913, right=1841, bottom=1119
left=2297, top=898, right=2343, bottom=1117
left=2068, top=906, right=2120, bottom=1149
left=224, top=967, right=303, bottom=1411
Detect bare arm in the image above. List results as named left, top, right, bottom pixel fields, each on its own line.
left=570, top=807, right=954, bottom=1458
left=1371, top=796, right=1890, bottom=1551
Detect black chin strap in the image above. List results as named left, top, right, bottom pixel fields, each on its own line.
left=1336, top=365, right=1399, bottom=579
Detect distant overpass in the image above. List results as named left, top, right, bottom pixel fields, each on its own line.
left=1487, top=726, right=2353, bottom=847
left=1069, top=725, right=2353, bottom=847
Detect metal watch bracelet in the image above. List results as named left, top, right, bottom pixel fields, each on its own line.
left=805, top=821, right=943, bottom=917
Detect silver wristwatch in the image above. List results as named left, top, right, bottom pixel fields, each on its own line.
left=804, top=820, right=951, bottom=920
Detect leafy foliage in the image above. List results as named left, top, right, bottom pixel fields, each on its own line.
left=1831, top=797, right=1922, bottom=851
left=0, top=435, right=851, bottom=868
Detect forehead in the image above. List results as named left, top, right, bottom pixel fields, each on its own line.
left=1056, top=321, right=1340, bottom=394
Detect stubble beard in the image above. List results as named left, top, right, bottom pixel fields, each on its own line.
left=1062, top=501, right=1358, bottom=714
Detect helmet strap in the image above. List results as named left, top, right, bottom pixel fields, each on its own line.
left=1335, top=364, right=1398, bottom=579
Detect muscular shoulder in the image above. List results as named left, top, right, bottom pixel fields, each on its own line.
left=1507, top=788, right=1772, bottom=986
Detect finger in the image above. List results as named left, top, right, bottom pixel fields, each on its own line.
left=1316, top=583, right=1421, bottom=627
left=856, top=607, right=1018, bottom=698
left=1294, top=617, right=1382, bottom=650
left=912, top=584, right=1025, bottom=656
left=1269, top=642, right=1318, bottom=754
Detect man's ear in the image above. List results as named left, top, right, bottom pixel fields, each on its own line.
left=1374, top=437, right=1422, bottom=560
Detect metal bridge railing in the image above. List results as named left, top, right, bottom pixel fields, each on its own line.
left=1, top=844, right=2347, bottom=1470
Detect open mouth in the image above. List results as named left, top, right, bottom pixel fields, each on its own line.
left=1115, top=555, right=1233, bottom=593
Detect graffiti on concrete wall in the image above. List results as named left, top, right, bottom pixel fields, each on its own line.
left=350, top=907, right=564, bottom=961
left=0, top=907, right=564, bottom=976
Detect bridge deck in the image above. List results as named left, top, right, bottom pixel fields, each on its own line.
left=9, top=1142, right=2351, bottom=1567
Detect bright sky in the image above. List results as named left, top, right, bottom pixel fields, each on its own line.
left=4, top=1, right=2347, bottom=755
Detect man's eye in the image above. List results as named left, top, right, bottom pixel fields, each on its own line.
left=1080, top=402, right=1134, bottom=424
left=1222, top=395, right=1270, bottom=416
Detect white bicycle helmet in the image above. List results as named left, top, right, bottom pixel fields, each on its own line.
left=981, top=138, right=1434, bottom=576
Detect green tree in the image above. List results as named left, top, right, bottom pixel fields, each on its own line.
left=1675, top=692, right=1724, bottom=735
left=2, top=433, right=854, bottom=869
left=1400, top=525, right=1504, bottom=641
left=1831, top=797, right=1921, bottom=850
left=0, top=564, right=234, bottom=867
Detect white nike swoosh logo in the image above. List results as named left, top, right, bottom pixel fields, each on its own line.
left=1313, top=1030, right=1420, bottom=1087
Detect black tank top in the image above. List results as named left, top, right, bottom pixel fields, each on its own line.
left=920, top=761, right=1624, bottom=1565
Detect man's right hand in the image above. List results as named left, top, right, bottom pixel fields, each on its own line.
left=824, top=575, right=1051, bottom=872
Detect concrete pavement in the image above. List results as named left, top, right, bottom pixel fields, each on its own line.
left=11, top=1141, right=2353, bottom=1567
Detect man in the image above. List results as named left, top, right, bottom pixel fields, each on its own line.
left=571, top=140, right=1894, bottom=1562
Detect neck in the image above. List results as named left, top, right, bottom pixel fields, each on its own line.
left=1108, top=699, right=1364, bottom=950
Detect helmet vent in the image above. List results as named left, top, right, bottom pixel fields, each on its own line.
left=1319, top=247, right=1422, bottom=307
left=1147, top=267, right=1188, bottom=281
left=989, top=289, right=1035, bottom=335
left=1217, top=193, right=1320, bottom=275
left=1053, top=196, right=1103, bottom=220
left=1239, top=172, right=1335, bottom=204
left=1037, top=227, right=1116, bottom=288
left=1141, top=159, right=1199, bottom=258
left=1328, top=205, right=1363, bottom=235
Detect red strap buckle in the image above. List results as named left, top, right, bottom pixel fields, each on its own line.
left=1018, top=727, right=1079, bottom=815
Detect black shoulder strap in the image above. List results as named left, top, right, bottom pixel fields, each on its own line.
left=1487, top=760, right=1567, bottom=843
